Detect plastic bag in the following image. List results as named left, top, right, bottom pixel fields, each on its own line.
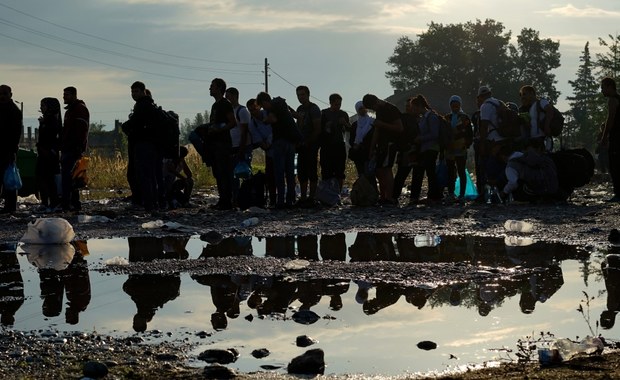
left=435, top=159, right=449, bottom=189
left=454, top=168, right=479, bottom=200
left=3, top=162, right=22, bottom=191
left=315, top=178, right=341, bottom=207
left=233, top=161, right=252, bottom=179
left=72, top=156, right=89, bottom=189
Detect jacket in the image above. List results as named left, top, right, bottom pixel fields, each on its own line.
left=62, top=99, right=90, bottom=155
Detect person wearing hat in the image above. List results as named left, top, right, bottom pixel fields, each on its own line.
left=443, top=95, right=472, bottom=202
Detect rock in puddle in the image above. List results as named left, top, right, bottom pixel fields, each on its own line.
left=296, top=335, right=317, bottom=347
left=198, top=348, right=239, bottom=364
left=287, top=348, right=325, bottom=375
left=83, top=361, right=109, bottom=378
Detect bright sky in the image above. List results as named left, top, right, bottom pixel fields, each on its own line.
left=1, top=0, right=618, bottom=130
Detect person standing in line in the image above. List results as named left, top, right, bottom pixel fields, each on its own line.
left=224, top=87, right=251, bottom=207
left=293, top=85, right=322, bottom=206
left=247, top=98, right=275, bottom=206
left=121, top=82, right=160, bottom=212
left=36, top=97, right=63, bottom=212
left=61, top=86, right=89, bottom=212
left=362, top=94, right=403, bottom=205
left=256, top=91, right=302, bottom=209
left=208, top=78, right=236, bottom=210
left=319, top=93, right=350, bottom=191
left=408, top=94, right=441, bottom=204
left=349, top=100, right=375, bottom=177
left=0, top=85, right=23, bottom=214
left=443, top=95, right=472, bottom=203
left=600, top=77, right=620, bottom=203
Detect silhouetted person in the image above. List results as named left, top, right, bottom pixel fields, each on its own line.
left=265, top=236, right=296, bottom=258
left=0, top=249, right=24, bottom=325
left=297, top=235, right=318, bottom=261
left=0, top=84, right=23, bottom=214
left=601, top=257, right=620, bottom=329
left=320, top=233, right=346, bottom=261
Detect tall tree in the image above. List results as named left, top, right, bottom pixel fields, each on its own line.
left=596, top=33, right=620, bottom=79
left=385, top=19, right=561, bottom=105
left=512, top=28, right=561, bottom=102
left=566, top=42, right=604, bottom=150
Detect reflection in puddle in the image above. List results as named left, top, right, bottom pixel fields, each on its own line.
left=0, top=233, right=611, bottom=376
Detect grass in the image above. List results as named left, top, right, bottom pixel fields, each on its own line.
left=85, top=146, right=360, bottom=199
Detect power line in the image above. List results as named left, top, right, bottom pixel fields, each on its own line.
left=0, top=18, right=260, bottom=75
left=0, top=2, right=261, bottom=67
left=269, top=66, right=330, bottom=107
left=0, top=32, right=261, bottom=85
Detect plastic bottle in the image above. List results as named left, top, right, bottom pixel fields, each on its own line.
left=550, top=336, right=604, bottom=361
left=504, top=236, right=535, bottom=247
left=484, top=185, right=492, bottom=204
left=414, top=234, right=441, bottom=248
left=504, top=219, right=534, bottom=233
left=240, top=217, right=259, bottom=228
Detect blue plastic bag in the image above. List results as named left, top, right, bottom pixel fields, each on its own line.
left=435, top=159, right=449, bottom=189
left=233, top=161, right=252, bottom=179
left=3, top=162, right=22, bottom=191
left=454, top=168, right=478, bottom=200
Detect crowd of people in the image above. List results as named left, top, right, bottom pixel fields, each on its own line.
left=0, top=76, right=618, bottom=214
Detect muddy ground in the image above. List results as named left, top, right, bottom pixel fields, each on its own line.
left=1, top=176, right=620, bottom=379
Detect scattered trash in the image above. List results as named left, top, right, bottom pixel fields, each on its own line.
left=504, top=220, right=534, bottom=233
left=141, top=220, right=164, bottom=229
left=504, top=236, right=535, bottom=247
left=20, top=218, right=75, bottom=244
left=285, top=259, right=310, bottom=271
left=21, top=243, right=75, bottom=270
left=162, top=221, right=198, bottom=234
left=542, top=336, right=605, bottom=363
left=77, top=214, right=111, bottom=223
left=104, top=256, right=129, bottom=266
left=240, top=217, right=259, bottom=228
left=245, top=206, right=270, bottom=214
left=18, top=194, right=40, bottom=204
left=414, top=234, right=441, bottom=248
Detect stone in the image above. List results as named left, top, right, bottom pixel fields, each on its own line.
left=251, top=348, right=270, bottom=359
left=156, top=353, right=179, bottom=361
left=198, top=348, right=239, bottom=364
left=292, top=310, right=320, bottom=325
left=417, top=340, right=438, bottom=350
left=296, top=335, right=317, bottom=347
left=83, top=361, right=109, bottom=378
left=202, top=364, right=237, bottom=379
left=287, top=348, right=325, bottom=375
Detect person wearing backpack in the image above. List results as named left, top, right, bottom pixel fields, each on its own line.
left=362, top=93, right=403, bottom=205
left=224, top=87, right=252, bottom=208
left=519, top=85, right=554, bottom=152
left=121, top=81, right=160, bottom=212
left=408, top=94, right=441, bottom=204
left=600, top=77, right=620, bottom=203
left=443, top=95, right=472, bottom=203
left=478, top=86, right=511, bottom=196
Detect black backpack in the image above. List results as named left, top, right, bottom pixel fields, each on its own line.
left=425, top=111, right=452, bottom=150
left=487, top=100, right=521, bottom=138
left=550, top=148, right=595, bottom=198
left=153, top=105, right=180, bottom=159
left=537, top=100, right=565, bottom=137
left=237, top=171, right=266, bottom=210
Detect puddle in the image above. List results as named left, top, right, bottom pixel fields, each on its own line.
left=0, top=234, right=614, bottom=377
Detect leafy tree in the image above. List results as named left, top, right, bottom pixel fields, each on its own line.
left=596, top=33, right=620, bottom=79
left=512, top=28, right=561, bottom=102
left=566, top=42, right=604, bottom=150
left=89, top=121, right=106, bottom=133
left=385, top=19, right=561, bottom=105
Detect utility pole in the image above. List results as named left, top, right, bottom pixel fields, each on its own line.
left=264, top=58, right=269, bottom=93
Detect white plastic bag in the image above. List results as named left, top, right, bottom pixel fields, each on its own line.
left=21, top=243, right=75, bottom=271
left=20, top=218, right=75, bottom=244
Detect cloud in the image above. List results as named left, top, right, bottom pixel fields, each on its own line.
left=545, top=4, right=620, bottom=18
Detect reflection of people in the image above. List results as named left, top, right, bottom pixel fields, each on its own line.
left=297, top=235, right=318, bottom=261
left=0, top=248, right=24, bottom=325
left=123, top=236, right=184, bottom=332
left=349, top=232, right=396, bottom=262
left=363, top=283, right=403, bottom=315
left=36, top=242, right=91, bottom=324
left=265, top=236, right=296, bottom=258
left=199, top=236, right=252, bottom=258
left=600, top=256, right=620, bottom=329
left=192, top=274, right=241, bottom=331
left=320, top=233, right=346, bottom=261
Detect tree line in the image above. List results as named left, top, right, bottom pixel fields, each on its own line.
left=385, top=18, right=620, bottom=151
